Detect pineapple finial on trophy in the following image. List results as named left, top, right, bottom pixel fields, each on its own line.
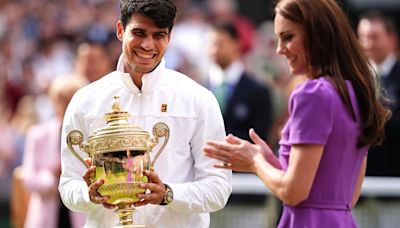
left=105, top=96, right=129, bottom=124
left=112, top=96, right=121, bottom=113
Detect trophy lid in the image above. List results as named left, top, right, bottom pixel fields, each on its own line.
left=87, top=96, right=151, bottom=154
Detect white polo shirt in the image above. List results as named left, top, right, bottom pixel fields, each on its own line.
left=59, top=55, right=232, bottom=228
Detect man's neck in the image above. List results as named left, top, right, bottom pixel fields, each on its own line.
left=125, top=66, right=144, bottom=90
left=132, top=74, right=143, bottom=90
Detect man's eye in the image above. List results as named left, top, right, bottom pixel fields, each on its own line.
left=133, top=31, right=145, bottom=37
left=154, top=33, right=166, bottom=39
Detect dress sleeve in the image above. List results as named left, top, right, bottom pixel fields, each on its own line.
left=286, top=80, right=334, bottom=145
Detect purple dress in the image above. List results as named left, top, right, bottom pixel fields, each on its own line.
left=278, top=77, right=367, bottom=228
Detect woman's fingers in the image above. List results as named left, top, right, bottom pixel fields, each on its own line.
left=249, top=128, right=266, bottom=146
left=203, top=143, right=233, bottom=162
left=213, top=162, right=233, bottom=169
left=225, top=134, right=242, bottom=145
left=206, top=140, right=233, bottom=151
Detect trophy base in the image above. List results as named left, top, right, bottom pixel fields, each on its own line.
left=115, top=204, right=145, bottom=228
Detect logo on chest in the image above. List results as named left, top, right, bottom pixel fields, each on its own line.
left=161, top=104, right=168, bottom=113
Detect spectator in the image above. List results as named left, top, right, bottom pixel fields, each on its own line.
left=357, top=11, right=400, bottom=177
left=74, top=40, right=113, bottom=83
left=206, top=0, right=256, bottom=54
left=207, top=22, right=273, bottom=141
left=22, top=76, right=86, bottom=228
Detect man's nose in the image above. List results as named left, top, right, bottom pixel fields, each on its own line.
left=141, top=36, right=155, bottom=50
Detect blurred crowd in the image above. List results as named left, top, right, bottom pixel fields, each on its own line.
left=4, top=0, right=400, bottom=227
left=0, top=0, right=292, bottom=227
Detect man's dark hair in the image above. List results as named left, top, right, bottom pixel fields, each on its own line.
left=359, top=11, right=398, bottom=35
left=119, top=0, right=177, bottom=32
left=212, top=22, right=239, bottom=41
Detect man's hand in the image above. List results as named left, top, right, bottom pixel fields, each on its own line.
left=134, top=170, right=166, bottom=207
left=82, top=165, right=115, bottom=209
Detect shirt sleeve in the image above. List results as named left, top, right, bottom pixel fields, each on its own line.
left=286, top=80, right=334, bottom=145
left=167, top=90, right=232, bottom=214
left=59, top=91, right=100, bottom=212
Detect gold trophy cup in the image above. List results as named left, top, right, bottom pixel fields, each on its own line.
left=66, top=96, right=169, bottom=228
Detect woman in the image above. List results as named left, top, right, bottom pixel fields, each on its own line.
left=203, top=0, right=390, bottom=227
left=22, top=77, right=86, bottom=228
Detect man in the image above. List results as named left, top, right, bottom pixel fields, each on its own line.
left=74, top=40, right=113, bottom=83
left=357, top=11, right=400, bottom=177
left=207, top=22, right=273, bottom=141
left=59, top=1, right=232, bottom=228
left=357, top=11, right=400, bottom=228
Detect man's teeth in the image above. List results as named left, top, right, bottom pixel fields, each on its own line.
left=137, top=52, right=153, bottom=59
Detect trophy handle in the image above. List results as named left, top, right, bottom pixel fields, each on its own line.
left=150, top=122, right=170, bottom=169
left=66, top=130, right=90, bottom=168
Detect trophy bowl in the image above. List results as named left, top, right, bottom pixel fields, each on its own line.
left=66, top=96, right=169, bottom=227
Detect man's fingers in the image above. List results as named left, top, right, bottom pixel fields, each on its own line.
left=90, top=194, right=110, bottom=204
left=102, top=203, right=116, bottom=209
left=88, top=179, right=111, bottom=204
left=89, top=179, right=104, bottom=192
left=84, top=157, right=92, bottom=166
left=143, top=170, right=162, bottom=184
left=137, top=192, right=158, bottom=201
left=83, top=166, right=96, bottom=186
left=139, top=182, right=163, bottom=192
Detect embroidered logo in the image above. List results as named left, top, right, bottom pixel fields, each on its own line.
left=161, top=104, right=168, bottom=112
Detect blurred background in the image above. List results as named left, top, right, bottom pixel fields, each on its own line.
left=0, top=0, right=399, bottom=227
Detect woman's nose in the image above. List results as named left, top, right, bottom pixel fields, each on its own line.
left=276, top=41, right=285, bottom=55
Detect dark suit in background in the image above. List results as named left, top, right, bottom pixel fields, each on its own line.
left=367, top=60, right=400, bottom=176
left=223, top=72, right=272, bottom=141
left=207, top=22, right=273, bottom=141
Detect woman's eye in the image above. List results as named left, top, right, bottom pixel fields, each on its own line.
left=283, top=34, right=293, bottom=41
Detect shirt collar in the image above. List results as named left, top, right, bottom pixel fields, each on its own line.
left=117, top=54, right=167, bottom=94
left=376, top=53, right=397, bottom=78
left=223, top=60, right=244, bottom=85
left=209, top=60, right=244, bottom=88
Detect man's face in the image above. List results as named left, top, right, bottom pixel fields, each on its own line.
left=357, top=19, right=395, bottom=64
left=75, top=43, right=112, bottom=82
left=207, top=30, right=238, bottom=69
left=117, top=14, right=170, bottom=76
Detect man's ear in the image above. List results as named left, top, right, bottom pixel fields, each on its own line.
left=116, top=20, right=124, bottom=41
